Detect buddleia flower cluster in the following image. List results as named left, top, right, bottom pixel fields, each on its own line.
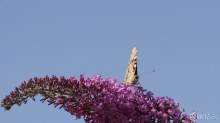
left=1, top=74, right=196, bottom=123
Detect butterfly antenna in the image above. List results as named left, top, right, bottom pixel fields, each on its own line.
left=140, top=70, right=155, bottom=76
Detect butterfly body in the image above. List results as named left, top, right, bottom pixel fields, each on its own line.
left=124, top=47, right=139, bottom=86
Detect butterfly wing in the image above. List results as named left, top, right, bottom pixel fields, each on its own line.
left=124, top=47, right=139, bottom=85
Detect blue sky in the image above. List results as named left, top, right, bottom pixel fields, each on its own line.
left=0, top=1, right=219, bottom=123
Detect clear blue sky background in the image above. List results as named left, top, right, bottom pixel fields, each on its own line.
left=1, top=1, right=219, bottom=123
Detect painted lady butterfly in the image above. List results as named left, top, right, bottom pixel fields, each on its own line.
left=124, top=47, right=139, bottom=85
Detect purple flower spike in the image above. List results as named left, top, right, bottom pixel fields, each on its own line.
left=1, top=74, right=195, bottom=123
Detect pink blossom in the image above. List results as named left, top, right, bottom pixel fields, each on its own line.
left=1, top=74, right=195, bottom=123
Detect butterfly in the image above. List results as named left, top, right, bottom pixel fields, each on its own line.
left=124, top=47, right=139, bottom=86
